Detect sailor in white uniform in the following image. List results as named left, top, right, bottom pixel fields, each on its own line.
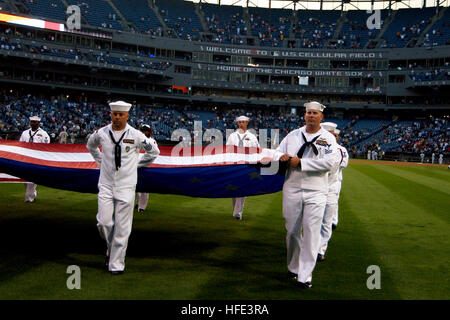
left=87, top=101, right=160, bottom=274
left=372, top=149, right=378, bottom=160
left=226, top=115, right=259, bottom=220
left=318, top=123, right=349, bottom=261
left=19, top=116, right=50, bottom=202
left=439, top=154, right=443, bottom=165
left=276, top=101, right=340, bottom=288
left=135, top=124, right=158, bottom=213
left=332, top=128, right=349, bottom=229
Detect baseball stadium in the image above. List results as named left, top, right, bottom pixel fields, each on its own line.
left=0, top=0, right=449, bottom=302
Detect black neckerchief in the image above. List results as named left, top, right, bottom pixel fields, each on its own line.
left=28, top=129, right=40, bottom=142
left=237, top=132, right=247, bottom=147
left=109, top=129, right=128, bottom=171
left=297, top=132, right=320, bottom=158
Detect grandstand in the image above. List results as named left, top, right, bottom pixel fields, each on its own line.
left=0, top=0, right=448, bottom=162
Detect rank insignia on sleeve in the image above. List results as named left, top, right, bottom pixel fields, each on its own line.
left=142, top=140, right=153, bottom=151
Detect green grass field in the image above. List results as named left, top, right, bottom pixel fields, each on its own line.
left=0, top=160, right=449, bottom=300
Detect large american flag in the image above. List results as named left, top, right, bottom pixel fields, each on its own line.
left=0, top=140, right=284, bottom=198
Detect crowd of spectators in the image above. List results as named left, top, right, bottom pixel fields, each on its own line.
left=293, top=17, right=336, bottom=49
left=410, top=69, right=450, bottom=82
left=250, top=14, right=289, bottom=47
left=1, top=92, right=448, bottom=163
left=384, top=118, right=449, bottom=154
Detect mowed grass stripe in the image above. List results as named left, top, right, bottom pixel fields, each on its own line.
left=335, top=167, right=404, bottom=299
left=352, top=164, right=450, bottom=224
left=369, top=165, right=450, bottom=196
left=190, top=192, right=292, bottom=300
left=392, top=165, right=450, bottom=183
left=346, top=164, right=450, bottom=299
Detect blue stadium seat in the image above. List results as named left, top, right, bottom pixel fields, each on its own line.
left=248, top=7, right=292, bottom=47
left=21, top=0, right=67, bottom=21
left=382, top=8, right=435, bottom=48
left=294, top=10, right=341, bottom=48
left=423, top=8, right=450, bottom=46
left=201, top=2, right=246, bottom=44
left=339, top=10, right=388, bottom=48
left=111, top=0, right=161, bottom=34
left=155, top=0, right=203, bottom=40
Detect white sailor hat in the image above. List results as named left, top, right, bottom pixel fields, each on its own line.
left=29, top=116, right=41, bottom=121
left=304, top=101, right=326, bottom=112
left=109, top=100, right=132, bottom=112
left=321, top=122, right=338, bottom=132
left=236, top=115, right=250, bottom=122
left=141, top=124, right=151, bottom=131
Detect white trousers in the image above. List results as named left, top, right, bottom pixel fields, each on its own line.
left=283, top=188, right=326, bottom=283
left=24, top=183, right=37, bottom=202
left=136, top=192, right=149, bottom=211
left=332, top=203, right=339, bottom=225
left=232, top=197, right=246, bottom=218
left=319, top=192, right=339, bottom=256
left=97, top=183, right=136, bottom=272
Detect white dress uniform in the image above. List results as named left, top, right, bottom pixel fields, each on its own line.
left=276, top=125, right=340, bottom=284
left=136, top=136, right=158, bottom=212
left=431, top=153, right=435, bottom=164
left=87, top=107, right=159, bottom=272
left=367, top=150, right=371, bottom=160
left=439, top=154, right=443, bottom=165
left=420, top=153, right=425, bottom=163
left=19, top=119, right=50, bottom=203
left=372, top=150, right=378, bottom=160
left=332, top=145, right=349, bottom=227
left=226, top=126, right=259, bottom=220
left=320, top=143, right=349, bottom=256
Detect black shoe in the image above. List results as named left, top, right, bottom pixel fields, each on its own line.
left=332, top=224, right=337, bottom=230
left=296, top=281, right=313, bottom=289
left=287, top=271, right=298, bottom=281
left=138, top=208, right=144, bottom=212
left=317, top=254, right=325, bottom=262
left=110, top=270, right=124, bottom=275
left=104, top=256, right=109, bottom=270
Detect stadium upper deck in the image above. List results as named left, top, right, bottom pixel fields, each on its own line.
left=7, top=0, right=449, bottom=49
